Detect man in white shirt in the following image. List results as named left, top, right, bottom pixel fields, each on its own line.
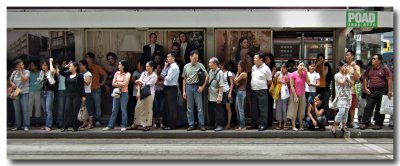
left=250, top=53, right=272, bottom=131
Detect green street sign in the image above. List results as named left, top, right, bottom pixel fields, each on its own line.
left=346, top=11, right=378, bottom=28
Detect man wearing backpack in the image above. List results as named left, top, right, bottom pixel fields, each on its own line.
left=182, top=50, right=209, bottom=131
left=360, top=54, right=393, bottom=130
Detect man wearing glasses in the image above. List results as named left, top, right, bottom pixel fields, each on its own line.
left=360, top=54, right=393, bottom=130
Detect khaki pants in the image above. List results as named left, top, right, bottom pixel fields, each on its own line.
left=287, top=93, right=306, bottom=121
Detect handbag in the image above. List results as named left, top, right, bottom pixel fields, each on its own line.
left=380, top=95, right=393, bottom=115
left=13, top=87, right=21, bottom=97
left=355, top=80, right=362, bottom=97
left=280, top=84, right=290, bottom=100
left=77, top=103, right=89, bottom=122
left=111, top=88, right=121, bottom=98
left=139, top=84, right=151, bottom=100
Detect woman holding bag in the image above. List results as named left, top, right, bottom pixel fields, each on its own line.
left=9, top=59, right=30, bottom=131
left=103, top=60, right=131, bottom=131
left=59, top=61, right=85, bottom=132
left=274, top=63, right=290, bottom=130
left=130, top=61, right=158, bottom=131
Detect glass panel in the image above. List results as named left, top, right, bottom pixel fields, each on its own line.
left=304, top=43, right=333, bottom=60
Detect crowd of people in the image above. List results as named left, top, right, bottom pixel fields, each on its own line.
left=7, top=33, right=394, bottom=134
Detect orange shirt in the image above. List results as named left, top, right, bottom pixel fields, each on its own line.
left=90, top=63, right=107, bottom=90
left=315, top=64, right=326, bottom=88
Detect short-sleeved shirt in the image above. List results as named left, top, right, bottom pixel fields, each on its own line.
left=251, top=63, right=272, bottom=90
left=9, top=69, right=30, bottom=94
left=58, top=75, right=66, bottom=90
left=364, top=64, right=392, bottom=89
left=29, top=71, right=42, bottom=92
left=305, top=71, right=320, bottom=93
left=208, top=68, right=224, bottom=102
left=222, top=71, right=234, bottom=92
left=182, top=63, right=208, bottom=85
left=315, top=62, right=329, bottom=88
left=114, top=71, right=131, bottom=93
left=291, top=70, right=307, bottom=96
left=83, top=71, right=93, bottom=93
left=90, top=63, right=106, bottom=90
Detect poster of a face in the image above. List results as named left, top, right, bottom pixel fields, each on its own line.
left=215, top=30, right=272, bottom=62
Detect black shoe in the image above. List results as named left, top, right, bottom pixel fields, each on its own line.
left=162, top=126, right=174, bottom=130
left=372, top=125, right=382, bottom=130
left=214, top=126, right=223, bottom=131
left=258, top=125, right=265, bottom=131
left=187, top=126, right=195, bottom=131
left=359, top=124, right=366, bottom=130
left=143, top=127, right=150, bottom=131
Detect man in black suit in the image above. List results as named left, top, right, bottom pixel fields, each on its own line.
left=140, top=32, right=164, bottom=64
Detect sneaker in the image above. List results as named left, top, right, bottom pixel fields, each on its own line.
left=349, top=122, right=359, bottom=129
left=200, top=126, right=207, bottom=131
left=214, top=125, right=224, bottom=131
left=102, top=127, right=111, bottom=131
left=121, top=128, right=127, bottom=131
left=187, top=126, right=195, bottom=131
left=23, top=127, right=29, bottom=132
left=11, top=128, right=20, bottom=131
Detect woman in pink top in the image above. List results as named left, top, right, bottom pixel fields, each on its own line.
left=131, top=61, right=158, bottom=131
left=103, top=60, right=131, bottom=131
left=287, top=61, right=310, bottom=131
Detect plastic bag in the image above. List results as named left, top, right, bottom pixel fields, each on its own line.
left=380, top=95, right=393, bottom=115
left=280, top=84, right=290, bottom=100
left=355, top=80, right=362, bottom=97
left=269, top=81, right=281, bottom=100
left=77, top=104, right=89, bottom=122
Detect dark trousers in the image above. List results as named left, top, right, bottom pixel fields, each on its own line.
left=362, top=88, right=387, bottom=126
left=209, top=101, right=225, bottom=127
left=164, top=86, right=178, bottom=129
left=267, top=92, right=274, bottom=127
left=251, top=89, right=269, bottom=127
left=63, top=94, right=82, bottom=130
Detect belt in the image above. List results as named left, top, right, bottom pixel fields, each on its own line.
left=369, top=87, right=387, bottom=91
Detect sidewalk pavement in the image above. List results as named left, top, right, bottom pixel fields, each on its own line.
left=7, top=124, right=393, bottom=139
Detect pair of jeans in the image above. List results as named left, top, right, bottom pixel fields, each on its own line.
left=12, top=93, right=30, bottom=129
left=186, top=84, right=205, bottom=127
left=85, top=93, right=94, bottom=117
left=235, top=90, right=246, bottom=128
left=306, top=116, right=326, bottom=129
left=41, top=91, right=54, bottom=128
left=251, top=89, right=269, bottom=127
left=362, top=88, right=388, bottom=126
left=335, top=107, right=349, bottom=123
left=92, top=88, right=102, bottom=123
left=153, top=90, right=165, bottom=119
left=56, top=90, right=66, bottom=128
left=107, top=92, right=129, bottom=128
left=28, top=91, right=41, bottom=118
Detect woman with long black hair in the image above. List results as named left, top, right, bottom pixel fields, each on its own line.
left=59, top=61, right=85, bottom=132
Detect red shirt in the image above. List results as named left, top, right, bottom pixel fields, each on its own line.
left=364, top=64, right=392, bottom=89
